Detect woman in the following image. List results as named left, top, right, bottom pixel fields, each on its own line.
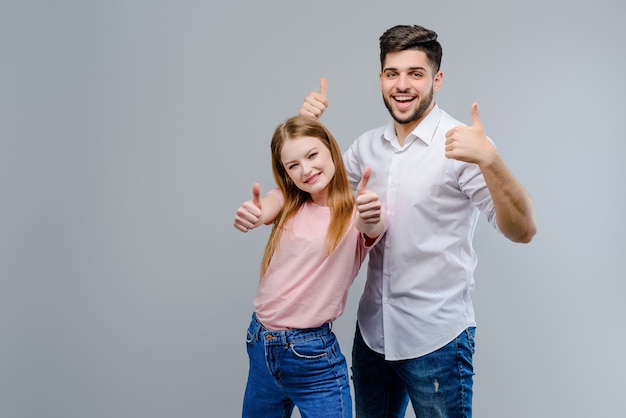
left=233, top=115, right=386, bottom=418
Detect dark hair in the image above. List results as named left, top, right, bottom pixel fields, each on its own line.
left=379, top=25, right=443, bottom=73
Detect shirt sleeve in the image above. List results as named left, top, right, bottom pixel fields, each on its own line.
left=343, top=143, right=362, bottom=191
left=452, top=139, right=499, bottom=231
left=267, top=187, right=284, bottom=205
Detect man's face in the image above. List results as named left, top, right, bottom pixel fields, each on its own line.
left=380, top=50, right=442, bottom=126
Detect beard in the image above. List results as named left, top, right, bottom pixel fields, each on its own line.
left=383, top=87, right=434, bottom=125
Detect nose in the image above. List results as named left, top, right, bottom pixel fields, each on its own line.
left=396, top=73, right=410, bottom=90
left=301, top=161, right=313, bottom=176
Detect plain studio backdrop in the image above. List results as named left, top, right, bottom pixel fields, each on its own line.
left=1, top=1, right=624, bottom=417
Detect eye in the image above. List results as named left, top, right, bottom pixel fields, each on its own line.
left=385, top=71, right=398, bottom=79
left=410, top=71, right=424, bottom=79
left=308, top=152, right=318, bottom=160
left=287, top=163, right=298, bottom=170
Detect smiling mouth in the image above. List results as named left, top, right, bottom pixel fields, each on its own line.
left=393, top=95, right=416, bottom=106
left=305, top=173, right=321, bottom=184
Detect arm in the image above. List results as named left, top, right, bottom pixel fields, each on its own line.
left=445, top=103, right=537, bottom=243
left=236, top=78, right=327, bottom=233
left=355, top=166, right=386, bottom=245
left=233, top=183, right=282, bottom=233
left=478, top=155, right=536, bottom=243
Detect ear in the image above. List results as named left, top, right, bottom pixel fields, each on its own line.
left=433, top=70, right=443, bottom=92
left=379, top=71, right=383, bottom=91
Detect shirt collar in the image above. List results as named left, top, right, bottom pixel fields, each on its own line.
left=382, top=104, right=442, bottom=146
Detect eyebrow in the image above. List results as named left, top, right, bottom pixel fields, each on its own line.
left=383, top=66, right=428, bottom=72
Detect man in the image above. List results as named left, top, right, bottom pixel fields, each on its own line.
left=298, top=25, right=537, bottom=417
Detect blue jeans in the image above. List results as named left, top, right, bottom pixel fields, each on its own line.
left=242, top=313, right=352, bottom=418
left=352, top=324, right=475, bottom=418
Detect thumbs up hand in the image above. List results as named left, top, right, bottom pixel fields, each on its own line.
left=233, top=183, right=264, bottom=233
left=299, top=78, right=328, bottom=119
left=444, top=102, right=498, bottom=167
left=355, top=166, right=385, bottom=240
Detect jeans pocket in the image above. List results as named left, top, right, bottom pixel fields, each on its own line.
left=289, top=337, right=330, bottom=360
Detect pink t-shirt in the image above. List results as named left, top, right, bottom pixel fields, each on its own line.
left=254, top=198, right=379, bottom=331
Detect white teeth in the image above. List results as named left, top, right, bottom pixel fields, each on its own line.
left=395, top=96, right=413, bottom=102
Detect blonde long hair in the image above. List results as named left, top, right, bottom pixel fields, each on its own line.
left=260, top=115, right=354, bottom=278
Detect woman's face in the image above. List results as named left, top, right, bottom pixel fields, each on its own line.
left=280, top=135, right=335, bottom=206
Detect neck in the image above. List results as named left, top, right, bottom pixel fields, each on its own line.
left=310, top=191, right=328, bottom=207
left=394, top=122, right=417, bottom=146
left=394, top=103, right=436, bottom=146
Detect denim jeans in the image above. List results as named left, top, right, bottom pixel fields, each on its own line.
left=352, top=324, right=475, bottom=418
left=242, top=313, right=352, bottom=418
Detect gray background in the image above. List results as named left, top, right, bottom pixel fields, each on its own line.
left=2, top=1, right=624, bottom=417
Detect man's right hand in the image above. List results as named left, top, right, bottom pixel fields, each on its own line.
left=299, top=78, right=328, bottom=119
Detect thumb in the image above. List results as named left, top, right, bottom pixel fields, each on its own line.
left=320, top=77, right=327, bottom=97
left=357, top=166, right=372, bottom=195
left=470, top=102, right=482, bottom=128
left=252, top=183, right=261, bottom=208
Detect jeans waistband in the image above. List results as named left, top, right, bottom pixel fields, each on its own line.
left=250, top=312, right=332, bottom=346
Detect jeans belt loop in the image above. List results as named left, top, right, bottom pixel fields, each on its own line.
left=253, top=315, right=262, bottom=341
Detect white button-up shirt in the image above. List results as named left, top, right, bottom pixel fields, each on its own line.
left=343, top=105, right=499, bottom=360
